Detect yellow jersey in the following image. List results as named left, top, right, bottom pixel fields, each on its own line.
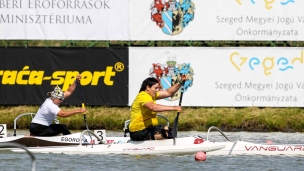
left=129, top=91, right=159, bottom=132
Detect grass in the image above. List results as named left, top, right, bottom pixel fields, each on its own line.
left=1, top=106, right=304, bottom=132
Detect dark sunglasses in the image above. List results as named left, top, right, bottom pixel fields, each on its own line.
left=58, top=97, right=64, bottom=101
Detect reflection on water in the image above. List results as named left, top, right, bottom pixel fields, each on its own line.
left=2, top=130, right=304, bottom=171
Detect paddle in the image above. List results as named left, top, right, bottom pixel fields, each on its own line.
left=78, top=81, right=95, bottom=144
left=78, top=81, right=89, bottom=131
left=173, top=79, right=185, bottom=145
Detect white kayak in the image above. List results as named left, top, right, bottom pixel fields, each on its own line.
left=0, top=113, right=225, bottom=155
left=0, top=113, right=139, bottom=148
left=204, top=126, right=304, bottom=156
left=0, top=132, right=100, bottom=147
left=1, top=127, right=225, bottom=155
left=12, top=135, right=225, bottom=155
left=207, top=140, right=304, bottom=156
left=1, top=129, right=225, bottom=155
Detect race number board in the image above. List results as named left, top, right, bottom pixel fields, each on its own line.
left=0, top=124, right=7, bottom=138
left=94, top=129, right=106, bottom=141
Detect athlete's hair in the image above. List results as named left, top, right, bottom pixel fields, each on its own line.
left=139, top=77, right=159, bottom=92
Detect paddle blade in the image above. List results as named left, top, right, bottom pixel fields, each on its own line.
left=173, top=113, right=180, bottom=138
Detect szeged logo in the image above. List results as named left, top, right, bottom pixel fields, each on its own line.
left=150, top=0, right=195, bottom=35
left=236, top=0, right=295, bottom=10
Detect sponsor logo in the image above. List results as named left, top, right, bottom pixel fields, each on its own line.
left=235, top=0, right=295, bottom=10
left=123, top=147, right=155, bottom=151
left=230, top=50, right=304, bottom=76
left=106, top=139, right=131, bottom=144
left=61, top=137, right=93, bottom=143
left=149, top=51, right=194, bottom=101
left=245, top=145, right=304, bottom=151
left=61, top=137, right=81, bottom=143
left=150, top=0, right=195, bottom=35
left=0, top=62, right=124, bottom=91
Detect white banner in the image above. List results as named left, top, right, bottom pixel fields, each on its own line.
left=2, top=0, right=303, bottom=41
left=129, top=47, right=304, bottom=107
left=131, top=0, right=304, bottom=40
left=0, top=0, right=129, bottom=40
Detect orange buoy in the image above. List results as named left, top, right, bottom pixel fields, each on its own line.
left=194, top=151, right=206, bottom=161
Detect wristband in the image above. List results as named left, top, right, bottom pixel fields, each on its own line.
left=74, top=80, right=79, bottom=83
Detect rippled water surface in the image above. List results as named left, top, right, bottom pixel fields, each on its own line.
left=1, top=130, right=304, bottom=171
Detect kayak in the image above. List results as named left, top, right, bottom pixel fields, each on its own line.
left=12, top=135, right=225, bottom=155
left=0, top=113, right=225, bottom=155
left=0, top=132, right=99, bottom=147
left=1, top=128, right=225, bottom=155
left=205, top=126, right=304, bottom=156
left=207, top=140, right=304, bottom=156
left=0, top=113, right=101, bottom=147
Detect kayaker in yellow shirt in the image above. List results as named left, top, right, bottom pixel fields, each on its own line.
left=129, top=75, right=186, bottom=141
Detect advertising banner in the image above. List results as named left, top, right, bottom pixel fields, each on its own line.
left=0, top=47, right=128, bottom=106
left=0, top=0, right=130, bottom=40
left=1, top=0, right=303, bottom=41
left=129, top=47, right=304, bottom=107
left=131, top=0, right=304, bottom=41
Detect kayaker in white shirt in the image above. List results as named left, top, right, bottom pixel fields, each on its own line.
left=29, top=74, right=86, bottom=136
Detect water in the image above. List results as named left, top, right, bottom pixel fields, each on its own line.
left=1, top=130, right=304, bottom=171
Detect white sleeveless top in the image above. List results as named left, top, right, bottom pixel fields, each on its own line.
left=32, top=98, right=61, bottom=126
